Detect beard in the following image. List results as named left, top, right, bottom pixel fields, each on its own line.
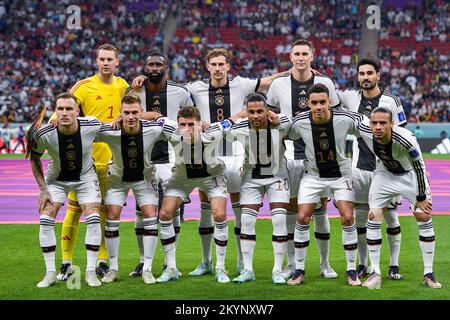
left=359, top=81, right=377, bottom=90
left=145, top=71, right=164, bottom=84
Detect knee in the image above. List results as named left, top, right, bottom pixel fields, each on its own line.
left=159, top=208, right=172, bottom=221
left=298, top=213, right=311, bottom=225
left=212, top=208, right=226, bottom=222
left=415, top=212, right=431, bottom=222
left=368, top=209, right=383, bottom=221
left=341, top=214, right=354, bottom=226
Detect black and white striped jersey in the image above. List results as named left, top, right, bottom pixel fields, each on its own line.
left=186, top=76, right=260, bottom=156
left=225, top=115, right=293, bottom=178
left=161, top=118, right=231, bottom=179
left=267, top=73, right=340, bottom=160
left=32, top=116, right=101, bottom=182
left=288, top=109, right=364, bottom=178
left=127, top=81, right=194, bottom=164
left=96, top=119, right=177, bottom=182
left=357, top=122, right=429, bottom=200
left=338, top=89, right=407, bottom=172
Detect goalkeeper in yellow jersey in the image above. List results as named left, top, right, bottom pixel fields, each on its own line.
left=55, top=44, right=129, bottom=280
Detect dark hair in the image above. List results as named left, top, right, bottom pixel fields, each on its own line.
left=292, top=39, right=314, bottom=52
left=146, top=49, right=167, bottom=63
left=207, top=48, right=232, bottom=63
left=357, top=58, right=380, bottom=73
left=307, top=83, right=329, bottom=98
left=246, top=92, right=267, bottom=108
left=96, top=43, right=119, bottom=58
left=371, top=106, right=393, bottom=122
left=177, top=106, right=201, bottom=121
left=55, top=92, right=78, bottom=106
left=121, top=94, right=141, bottom=106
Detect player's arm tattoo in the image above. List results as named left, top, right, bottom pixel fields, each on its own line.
left=31, top=152, right=54, bottom=213
left=30, top=152, right=47, bottom=191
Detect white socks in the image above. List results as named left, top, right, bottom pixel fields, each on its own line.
left=294, top=222, right=310, bottom=271
left=313, top=209, right=330, bottom=265
left=105, top=219, right=120, bottom=271
left=160, top=219, right=176, bottom=269
left=366, top=220, right=382, bottom=274
left=143, top=217, right=158, bottom=272
left=385, top=208, right=401, bottom=267
left=271, top=208, right=287, bottom=272
left=199, top=202, right=214, bottom=265
left=85, top=213, right=101, bottom=273
left=214, top=220, right=228, bottom=270
left=418, top=219, right=435, bottom=275
left=40, top=215, right=56, bottom=273
left=232, top=201, right=243, bottom=266
left=240, top=207, right=257, bottom=272
left=342, top=223, right=358, bottom=271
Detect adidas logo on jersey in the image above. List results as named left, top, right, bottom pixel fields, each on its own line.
left=67, top=143, right=74, bottom=149
left=153, top=100, right=160, bottom=105
left=96, top=95, right=102, bottom=100
left=62, top=235, right=71, bottom=241
left=320, top=132, right=327, bottom=138
left=129, top=141, right=137, bottom=146
left=300, top=90, right=307, bottom=95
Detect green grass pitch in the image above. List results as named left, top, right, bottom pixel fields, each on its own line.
left=0, top=216, right=449, bottom=300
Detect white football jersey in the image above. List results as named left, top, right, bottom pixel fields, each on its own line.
left=226, top=114, right=292, bottom=177
left=288, top=109, right=364, bottom=178
left=267, top=73, right=340, bottom=160
left=32, top=116, right=101, bottom=182
left=96, top=119, right=175, bottom=181
left=186, top=75, right=260, bottom=156
left=338, top=89, right=407, bottom=172
left=357, top=122, right=429, bottom=200
left=127, top=81, right=194, bottom=164
left=160, top=118, right=231, bottom=179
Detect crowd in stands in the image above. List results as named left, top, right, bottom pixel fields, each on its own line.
left=170, top=0, right=448, bottom=123
left=0, top=0, right=448, bottom=147
left=0, top=0, right=172, bottom=125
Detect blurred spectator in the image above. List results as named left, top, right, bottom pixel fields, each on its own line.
left=0, top=122, right=11, bottom=153
left=414, top=126, right=426, bottom=138
left=0, top=0, right=448, bottom=124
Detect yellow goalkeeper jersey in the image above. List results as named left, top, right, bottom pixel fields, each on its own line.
left=50, top=74, right=129, bottom=166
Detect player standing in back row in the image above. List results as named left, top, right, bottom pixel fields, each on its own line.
left=287, top=84, right=364, bottom=287
left=267, top=39, right=340, bottom=280
left=338, top=58, right=407, bottom=280
left=183, top=48, right=288, bottom=276
left=356, top=107, right=441, bottom=289
left=127, top=50, right=194, bottom=277
left=56, top=44, right=129, bottom=281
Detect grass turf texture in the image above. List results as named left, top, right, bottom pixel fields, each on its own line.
left=0, top=216, right=449, bottom=300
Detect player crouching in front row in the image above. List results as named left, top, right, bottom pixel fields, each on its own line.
left=225, top=93, right=292, bottom=284
left=96, top=94, right=179, bottom=284
left=154, top=106, right=242, bottom=284
left=29, top=93, right=103, bottom=288
left=357, top=107, right=441, bottom=289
